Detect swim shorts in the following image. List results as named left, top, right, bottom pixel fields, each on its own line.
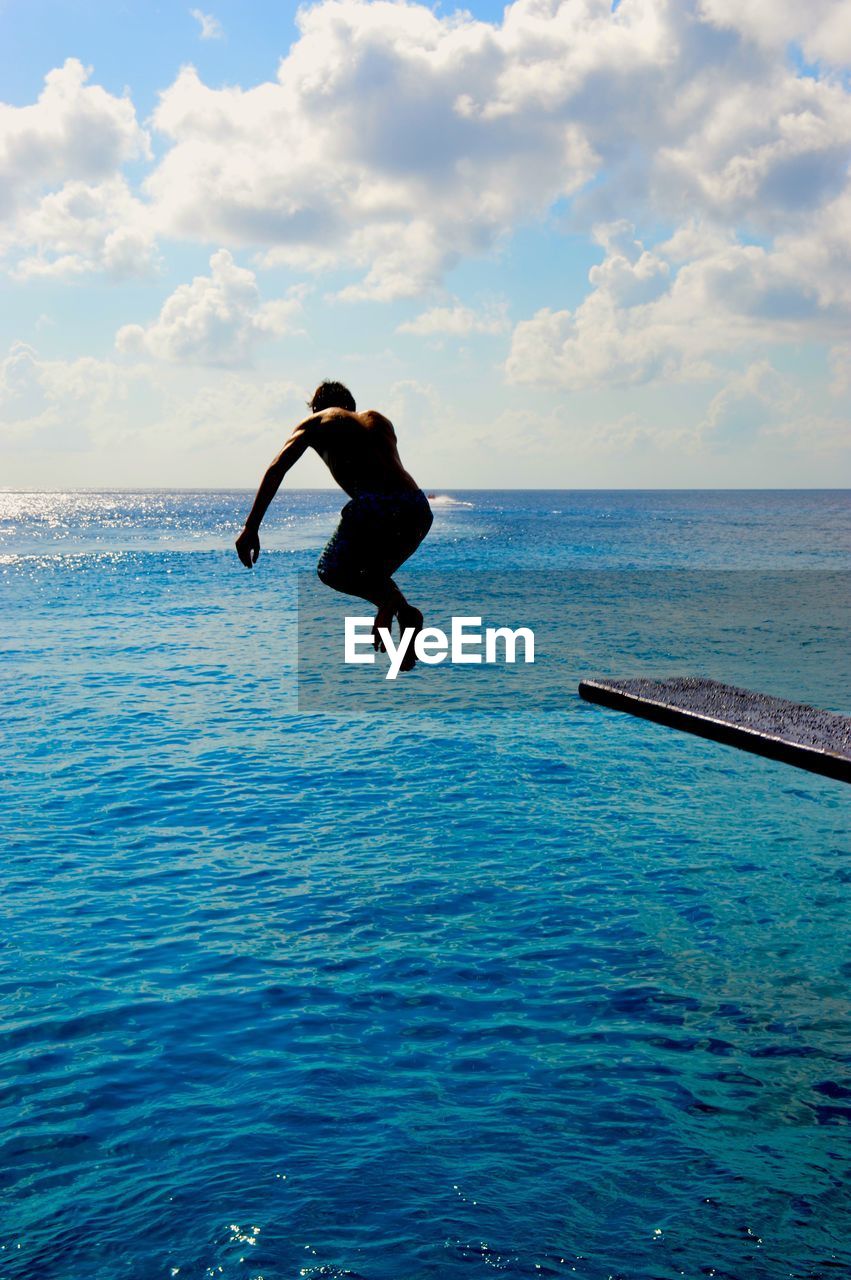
left=317, top=489, right=433, bottom=586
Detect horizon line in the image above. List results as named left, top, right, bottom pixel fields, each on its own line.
left=2, top=486, right=850, bottom=495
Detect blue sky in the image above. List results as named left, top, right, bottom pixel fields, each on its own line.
left=1, top=0, right=850, bottom=488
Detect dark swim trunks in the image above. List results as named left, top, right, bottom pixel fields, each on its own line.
left=317, top=488, right=433, bottom=587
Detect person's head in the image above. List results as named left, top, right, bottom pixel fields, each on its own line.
left=309, top=380, right=356, bottom=413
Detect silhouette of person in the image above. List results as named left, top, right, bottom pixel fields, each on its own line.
left=236, top=381, right=433, bottom=669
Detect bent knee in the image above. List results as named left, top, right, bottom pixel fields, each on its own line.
left=318, top=558, right=352, bottom=591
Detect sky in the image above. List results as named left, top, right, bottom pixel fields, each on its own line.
left=1, top=0, right=850, bottom=489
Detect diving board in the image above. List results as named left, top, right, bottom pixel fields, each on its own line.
left=578, top=676, right=851, bottom=784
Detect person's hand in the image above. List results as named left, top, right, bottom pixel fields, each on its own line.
left=235, top=525, right=260, bottom=568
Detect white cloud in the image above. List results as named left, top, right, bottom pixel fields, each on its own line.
left=0, top=59, right=151, bottom=278
left=398, top=300, right=509, bottom=337
left=0, top=343, right=51, bottom=431
left=0, top=341, right=158, bottom=449
left=190, top=8, right=223, bottom=41
left=698, top=0, right=851, bottom=66
left=699, top=360, right=794, bottom=446
left=772, top=186, right=851, bottom=314
left=166, top=374, right=304, bottom=446
left=692, top=358, right=849, bottom=459
left=0, top=59, right=148, bottom=220
left=506, top=223, right=705, bottom=389
left=6, top=177, right=157, bottom=280
left=115, top=249, right=303, bottom=366
left=0, top=339, right=304, bottom=440
left=3, top=3, right=851, bottom=308
left=144, top=0, right=601, bottom=297
left=505, top=217, right=849, bottom=391
left=652, top=76, right=851, bottom=231
left=133, top=0, right=851, bottom=312
left=1, top=0, right=850, bottom=479
left=829, top=344, right=851, bottom=397
left=587, top=221, right=670, bottom=307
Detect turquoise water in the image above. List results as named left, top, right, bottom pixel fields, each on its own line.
left=1, top=490, right=850, bottom=1280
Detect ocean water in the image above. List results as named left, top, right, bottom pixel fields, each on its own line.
left=1, top=489, right=850, bottom=1280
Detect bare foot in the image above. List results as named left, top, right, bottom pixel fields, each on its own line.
left=372, top=601, right=394, bottom=651
left=396, top=603, right=424, bottom=671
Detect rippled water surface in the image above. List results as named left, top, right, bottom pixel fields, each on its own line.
left=1, top=490, right=850, bottom=1280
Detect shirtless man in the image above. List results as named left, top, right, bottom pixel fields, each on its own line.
left=235, top=381, right=432, bottom=668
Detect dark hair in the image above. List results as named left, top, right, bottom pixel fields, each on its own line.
left=309, top=380, right=356, bottom=413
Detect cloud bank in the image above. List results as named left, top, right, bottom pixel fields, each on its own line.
left=3, top=5, right=850, bottom=301
left=1, top=0, right=850, bottom=470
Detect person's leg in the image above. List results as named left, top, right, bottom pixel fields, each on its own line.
left=317, top=493, right=432, bottom=667
left=322, top=570, right=415, bottom=655
left=317, top=502, right=411, bottom=651
left=317, top=560, right=403, bottom=611
left=371, top=491, right=432, bottom=670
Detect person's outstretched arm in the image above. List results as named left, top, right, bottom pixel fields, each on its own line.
left=235, top=418, right=313, bottom=568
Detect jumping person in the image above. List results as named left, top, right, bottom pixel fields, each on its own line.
left=235, top=381, right=433, bottom=670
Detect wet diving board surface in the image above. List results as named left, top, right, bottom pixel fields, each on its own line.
left=578, top=677, right=851, bottom=784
